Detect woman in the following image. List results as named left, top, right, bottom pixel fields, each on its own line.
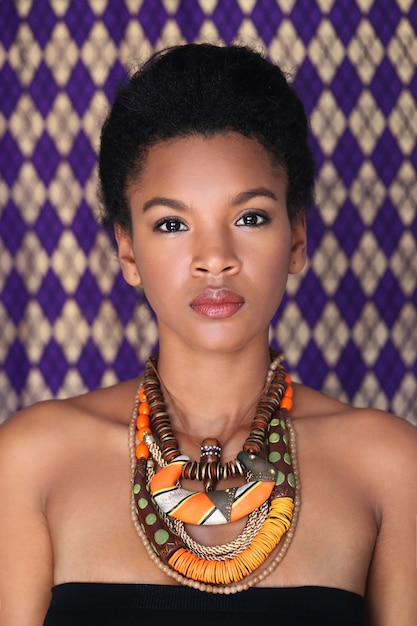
left=0, top=43, right=416, bottom=626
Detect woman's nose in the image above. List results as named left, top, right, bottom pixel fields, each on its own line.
left=190, top=230, right=241, bottom=277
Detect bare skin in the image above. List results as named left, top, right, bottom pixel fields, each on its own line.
left=1, top=134, right=416, bottom=625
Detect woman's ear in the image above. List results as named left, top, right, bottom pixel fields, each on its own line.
left=114, top=224, right=142, bottom=287
left=289, top=213, right=307, bottom=275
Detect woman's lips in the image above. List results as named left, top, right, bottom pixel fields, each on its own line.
left=190, top=289, right=245, bottom=319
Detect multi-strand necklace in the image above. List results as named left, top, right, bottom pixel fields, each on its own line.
left=129, top=349, right=300, bottom=593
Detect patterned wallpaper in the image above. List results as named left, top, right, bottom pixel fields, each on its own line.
left=0, top=0, right=416, bottom=424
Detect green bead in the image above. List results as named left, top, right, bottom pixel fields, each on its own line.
left=133, top=484, right=141, bottom=495
left=284, top=452, right=292, bottom=465
left=269, top=432, right=280, bottom=443
left=268, top=451, right=281, bottom=463
left=275, top=470, right=285, bottom=486
left=146, top=513, right=157, bottom=525
left=138, top=497, right=148, bottom=509
left=154, top=529, right=169, bottom=545
left=287, top=473, right=295, bottom=488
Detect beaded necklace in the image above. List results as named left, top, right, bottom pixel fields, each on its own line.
left=129, top=350, right=300, bottom=592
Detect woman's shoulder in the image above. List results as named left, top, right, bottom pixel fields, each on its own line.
left=292, top=382, right=417, bottom=479
left=292, top=381, right=415, bottom=430
left=2, top=377, right=140, bottom=427
left=0, top=378, right=140, bottom=471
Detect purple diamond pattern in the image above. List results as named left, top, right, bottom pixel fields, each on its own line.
left=103, top=60, right=128, bottom=101
left=27, top=1, right=57, bottom=48
left=290, top=0, right=321, bottom=45
left=212, top=0, right=244, bottom=44
left=368, top=1, right=402, bottom=47
left=138, top=0, right=168, bottom=45
left=38, top=269, right=67, bottom=323
left=0, top=131, right=24, bottom=185
left=251, top=0, right=284, bottom=46
left=295, top=269, right=327, bottom=329
left=64, top=1, right=95, bottom=45
left=74, top=269, right=102, bottom=325
left=0, top=0, right=416, bottom=425
left=373, top=269, right=405, bottom=329
left=410, top=5, right=417, bottom=37
left=371, top=199, right=403, bottom=257
left=102, top=2, right=131, bottom=46
left=176, top=0, right=206, bottom=42
left=67, top=61, right=96, bottom=116
left=34, top=201, right=65, bottom=256
left=76, top=339, right=106, bottom=390
left=109, top=273, right=140, bottom=326
left=333, top=129, right=363, bottom=187
left=334, top=270, right=366, bottom=329
left=72, top=201, right=99, bottom=255
left=0, top=200, right=27, bottom=256
left=294, top=58, right=323, bottom=116
left=0, top=63, right=22, bottom=118
left=29, top=62, right=59, bottom=118
left=305, top=208, right=326, bottom=256
left=113, top=338, right=142, bottom=382
left=328, top=1, right=362, bottom=47
left=4, top=340, right=31, bottom=395
left=333, top=201, right=365, bottom=258
left=2, top=270, right=30, bottom=324
left=32, top=131, right=61, bottom=185
left=68, top=131, right=96, bottom=185
left=331, top=58, right=362, bottom=117
left=371, top=129, right=403, bottom=187
left=0, top=1, right=20, bottom=50
left=39, top=339, right=69, bottom=394
left=370, top=58, right=403, bottom=117
left=297, top=339, right=328, bottom=391
left=335, top=339, right=367, bottom=400
left=374, top=341, right=405, bottom=400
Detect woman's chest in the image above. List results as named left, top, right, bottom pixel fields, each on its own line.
left=47, top=426, right=377, bottom=593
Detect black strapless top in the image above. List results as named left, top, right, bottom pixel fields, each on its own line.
left=44, top=583, right=365, bottom=625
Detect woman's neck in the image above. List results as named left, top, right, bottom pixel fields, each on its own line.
left=155, top=342, right=272, bottom=446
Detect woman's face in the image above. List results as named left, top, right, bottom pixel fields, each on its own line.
left=117, top=132, right=306, bottom=355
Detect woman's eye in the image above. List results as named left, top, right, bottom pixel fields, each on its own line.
left=236, top=212, right=270, bottom=227
left=154, top=218, right=187, bottom=233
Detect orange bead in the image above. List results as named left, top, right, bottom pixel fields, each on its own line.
left=137, top=426, right=151, bottom=442
left=285, top=373, right=292, bottom=384
left=135, top=442, right=149, bottom=460
left=139, top=401, right=150, bottom=415
left=136, top=414, right=150, bottom=430
left=280, top=396, right=293, bottom=411
left=138, top=387, right=147, bottom=403
left=284, top=385, right=293, bottom=398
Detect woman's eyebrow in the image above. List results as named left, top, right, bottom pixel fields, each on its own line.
left=142, top=196, right=187, bottom=212
left=142, top=187, right=277, bottom=212
left=232, top=187, right=278, bottom=204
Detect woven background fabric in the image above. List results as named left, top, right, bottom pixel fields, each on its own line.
left=0, top=0, right=416, bottom=424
